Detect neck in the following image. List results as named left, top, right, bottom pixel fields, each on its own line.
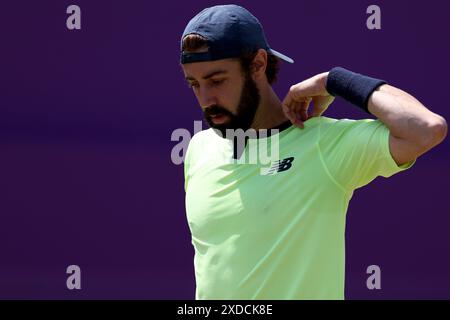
left=251, top=84, right=288, bottom=130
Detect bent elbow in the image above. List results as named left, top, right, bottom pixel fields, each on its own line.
left=420, top=115, right=448, bottom=149
left=430, top=115, right=447, bottom=144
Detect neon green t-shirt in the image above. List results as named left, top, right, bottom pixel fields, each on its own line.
left=183, top=116, right=415, bottom=300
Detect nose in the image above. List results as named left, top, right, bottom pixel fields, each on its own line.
left=197, top=86, right=218, bottom=110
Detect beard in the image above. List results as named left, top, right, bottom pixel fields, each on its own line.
left=203, top=73, right=261, bottom=137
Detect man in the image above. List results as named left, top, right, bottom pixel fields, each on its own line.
left=179, top=4, right=447, bottom=299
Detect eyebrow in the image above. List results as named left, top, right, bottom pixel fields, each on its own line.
left=185, top=69, right=228, bottom=81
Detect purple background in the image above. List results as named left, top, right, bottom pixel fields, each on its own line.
left=0, top=0, right=449, bottom=299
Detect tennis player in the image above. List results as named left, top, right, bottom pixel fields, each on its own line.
left=180, top=4, right=447, bottom=299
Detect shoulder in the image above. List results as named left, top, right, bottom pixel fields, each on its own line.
left=313, top=116, right=389, bottom=153
left=188, top=128, right=218, bottom=148
left=185, top=128, right=220, bottom=163
left=315, top=116, right=383, bottom=135
left=316, top=115, right=373, bottom=127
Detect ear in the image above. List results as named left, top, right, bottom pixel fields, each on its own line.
left=250, top=49, right=268, bottom=81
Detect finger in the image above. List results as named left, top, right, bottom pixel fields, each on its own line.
left=293, top=115, right=304, bottom=129
left=291, top=100, right=301, bottom=122
left=282, top=103, right=295, bottom=123
left=281, top=92, right=293, bottom=109
left=295, top=99, right=310, bottom=122
left=283, top=95, right=309, bottom=128
left=294, top=101, right=307, bottom=122
left=301, top=97, right=312, bottom=120
left=291, top=101, right=305, bottom=129
left=282, top=84, right=310, bottom=107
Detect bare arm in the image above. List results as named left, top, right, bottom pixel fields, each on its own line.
left=282, top=72, right=448, bottom=166
left=367, top=84, right=447, bottom=165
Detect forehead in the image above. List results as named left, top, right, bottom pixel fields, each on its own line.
left=182, top=58, right=241, bottom=80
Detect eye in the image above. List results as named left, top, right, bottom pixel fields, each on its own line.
left=187, top=81, right=199, bottom=89
left=211, top=79, right=225, bottom=86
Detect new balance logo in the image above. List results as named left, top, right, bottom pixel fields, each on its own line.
left=260, top=157, right=294, bottom=175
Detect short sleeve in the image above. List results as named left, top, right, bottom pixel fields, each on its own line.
left=318, top=117, right=416, bottom=191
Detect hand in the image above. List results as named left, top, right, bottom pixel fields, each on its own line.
left=281, top=72, right=335, bottom=128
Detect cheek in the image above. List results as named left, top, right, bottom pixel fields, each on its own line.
left=221, top=82, right=243, bottom=111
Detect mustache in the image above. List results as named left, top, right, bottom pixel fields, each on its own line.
left=203, top=105, right=233, bottom=118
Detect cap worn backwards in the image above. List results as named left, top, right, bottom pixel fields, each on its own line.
left=180, top=4, right=294, bottom=64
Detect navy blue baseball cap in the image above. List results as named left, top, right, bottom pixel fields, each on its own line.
left=180, top=4, right=294, bottom=64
